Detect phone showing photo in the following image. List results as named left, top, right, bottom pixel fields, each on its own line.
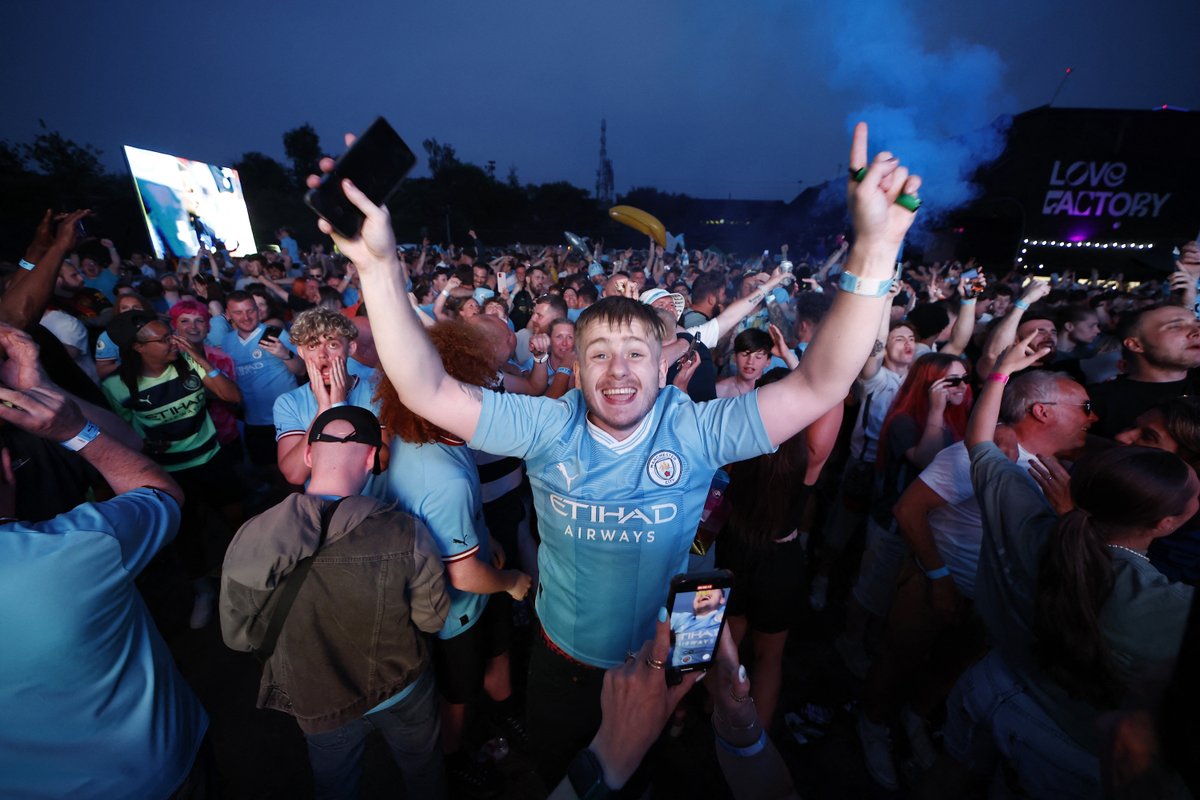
left=665, top=569, right=733, bottom=685
left=304, top=117, right=417, bottom=238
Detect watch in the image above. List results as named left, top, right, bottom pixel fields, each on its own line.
left=566, top=748, right=612, bottom=800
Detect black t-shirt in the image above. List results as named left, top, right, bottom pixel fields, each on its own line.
left=665, top=332, right=717, bottom=402
left=1087, top=371, right=1200, bottom=439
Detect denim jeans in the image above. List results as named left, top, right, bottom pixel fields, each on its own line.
left=303, top=670, right=446, bottom=800
left=944, top=649, right=1101, bottom=799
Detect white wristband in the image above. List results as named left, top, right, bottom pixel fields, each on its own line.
left=59, top=420, right=101, bottom=452
left=837, top=272, right=894, bottom=298
left=532, top=353, right=549, bottom=364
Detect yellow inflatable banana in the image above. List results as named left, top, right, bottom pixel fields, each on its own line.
left=609, top=205, right=667, bottom=247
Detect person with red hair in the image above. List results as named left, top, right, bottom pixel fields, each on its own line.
left=838, top=355, right=972, bottom=658
left=841, top=352, right=974, bottom=785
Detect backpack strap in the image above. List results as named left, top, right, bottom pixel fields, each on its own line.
left=253, top=497, right=347, bottom=664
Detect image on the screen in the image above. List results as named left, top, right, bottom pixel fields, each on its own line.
left=123, top=145, right=257, bottom=259
left=668, top=586, right=728, bottom=668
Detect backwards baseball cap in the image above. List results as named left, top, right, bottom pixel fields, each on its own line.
left=639, top=288, right=685, bottom=321
left=587, top=262, right=605, bottom=277
left=106, top=310, right=160, bottom=349
left=308, top=405, right=384, bottom=474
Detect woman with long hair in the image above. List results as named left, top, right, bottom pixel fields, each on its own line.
left=100, top=310, right=243, bottom=629
left=716, top=368, right=809, bottom=730
left=941, top=335, right=1197, bottom=798
left=840, top=353, right=974, bottom=681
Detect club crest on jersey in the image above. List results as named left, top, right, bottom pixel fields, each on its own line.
left=182, top=374, right=202, bottom=391
left=251, top=348, right=263, bottom=359
left=647, top=450, right=682, bottom=487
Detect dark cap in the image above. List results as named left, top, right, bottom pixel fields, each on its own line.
left=309, top=405, right=383, bottom=447
left=106, top=310, right=159, bottom=349
left=309, top=406, right=384, bottom=474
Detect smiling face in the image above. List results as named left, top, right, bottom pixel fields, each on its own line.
left=226, top=297, right=261, bottom=335
left=1043, top=379, right=1098, bottom=450
left=173, top=312, right=210, bottom=346
left=943, top=361, right=969, bottom=406
left=692, top=588, right=722, bottom=615
left=575, top=318, right=666, bottom=440
left=550, top=321, right=575, bottom=359
left=133, top=320, right=177, bottom=363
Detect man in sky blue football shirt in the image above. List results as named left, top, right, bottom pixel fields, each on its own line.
left=311, top=121, right=922, bottom=781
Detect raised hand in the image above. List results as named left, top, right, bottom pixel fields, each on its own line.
left=305, top=134, right=400, bottom=274
left=846, top=122, right=921, bottom=255
left=996, top=329, right=1054, bottom=375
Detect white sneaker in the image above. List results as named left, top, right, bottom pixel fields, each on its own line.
left=857, top=714, right=899, bottom=790
left=834, top=635, right=871, bottom=680
left=901, top=707, right=939, bottom=770
left=189, top=590, right=215, bottom=630
left=809, top=575, right=829, bottom=611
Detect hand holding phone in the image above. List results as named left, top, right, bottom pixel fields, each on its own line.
left=305, top=117, right=416, bottom=238
left=665, top=570, right=733, bottom=685
left=259, top=324, right=283, bottom=345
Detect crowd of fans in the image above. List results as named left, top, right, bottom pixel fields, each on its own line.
left=2, top=126, right=1200, bottom=799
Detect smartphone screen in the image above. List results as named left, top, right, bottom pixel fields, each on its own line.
left=260, top=325, right=283, bottom=343
left=666, top=570, right=732, bottom=680
left=304, top=117, right=417, bottom=238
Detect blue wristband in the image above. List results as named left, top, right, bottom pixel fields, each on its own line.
left=925, top=565, right=952, bottom=580
left=715, top=728, right=767, bottom=758
left=206, top=368, right=220, bottom=379
left=18, top=258, right=36, bottom=271
left=1014, top=299, right=1030, bottom=310
left=555, top=366, right=573, bottom=376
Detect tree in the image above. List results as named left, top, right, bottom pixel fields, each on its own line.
left=282, top=124, right=322, bottom=190
left=422, top=139, right=460, bottom=178
left=21, top=131, right=105, bottom=183
left=0, top=141, right=26, bottom=176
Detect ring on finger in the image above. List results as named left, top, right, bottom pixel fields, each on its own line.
left=645, top=657, right=666, bottom=670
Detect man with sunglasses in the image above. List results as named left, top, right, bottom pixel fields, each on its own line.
left=859, top=367, right=1097, bottom=787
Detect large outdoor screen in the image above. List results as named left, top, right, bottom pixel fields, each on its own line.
left=123, top=145, right=257, bottom=259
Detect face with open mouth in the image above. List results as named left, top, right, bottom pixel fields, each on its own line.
left=576, top=318, right=667, bottom=441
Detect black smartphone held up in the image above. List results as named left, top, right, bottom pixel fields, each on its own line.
left=304, top=117, right=417, bottom=238
left=260, top=324, right=283, bottom=345
left=665, top=569, right=734, bottom=685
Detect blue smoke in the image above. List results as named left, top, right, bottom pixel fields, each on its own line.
left=813, top=2, right=1013, bottom=226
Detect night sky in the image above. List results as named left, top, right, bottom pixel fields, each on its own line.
left=5, top=0, right=1197, bottom=202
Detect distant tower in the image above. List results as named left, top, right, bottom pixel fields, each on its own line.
left=595, top=119, right=614, bottom=204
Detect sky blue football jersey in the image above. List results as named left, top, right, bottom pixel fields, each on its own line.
left=470, top=386, right=772, bottom=667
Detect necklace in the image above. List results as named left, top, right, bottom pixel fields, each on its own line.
left=1107, top=544, right=1149, bottom=561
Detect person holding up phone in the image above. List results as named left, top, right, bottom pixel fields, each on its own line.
left=308, top=120, right=922, bottom=784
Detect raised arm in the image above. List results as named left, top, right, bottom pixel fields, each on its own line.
left=699, top=269, right=793, bottom=343
left=965, top=330, right=1050, bottom=450
left=307, top=153, right=484, bottom=442
left=757, top=123, right=921, bottom=447
left=0, top=210, right=87, bottom=330
left=940, top=276, right=980, bottom=357
left=975, top=280, right=1051, bottom=377
left=859, top=282, right=902, bottom=382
